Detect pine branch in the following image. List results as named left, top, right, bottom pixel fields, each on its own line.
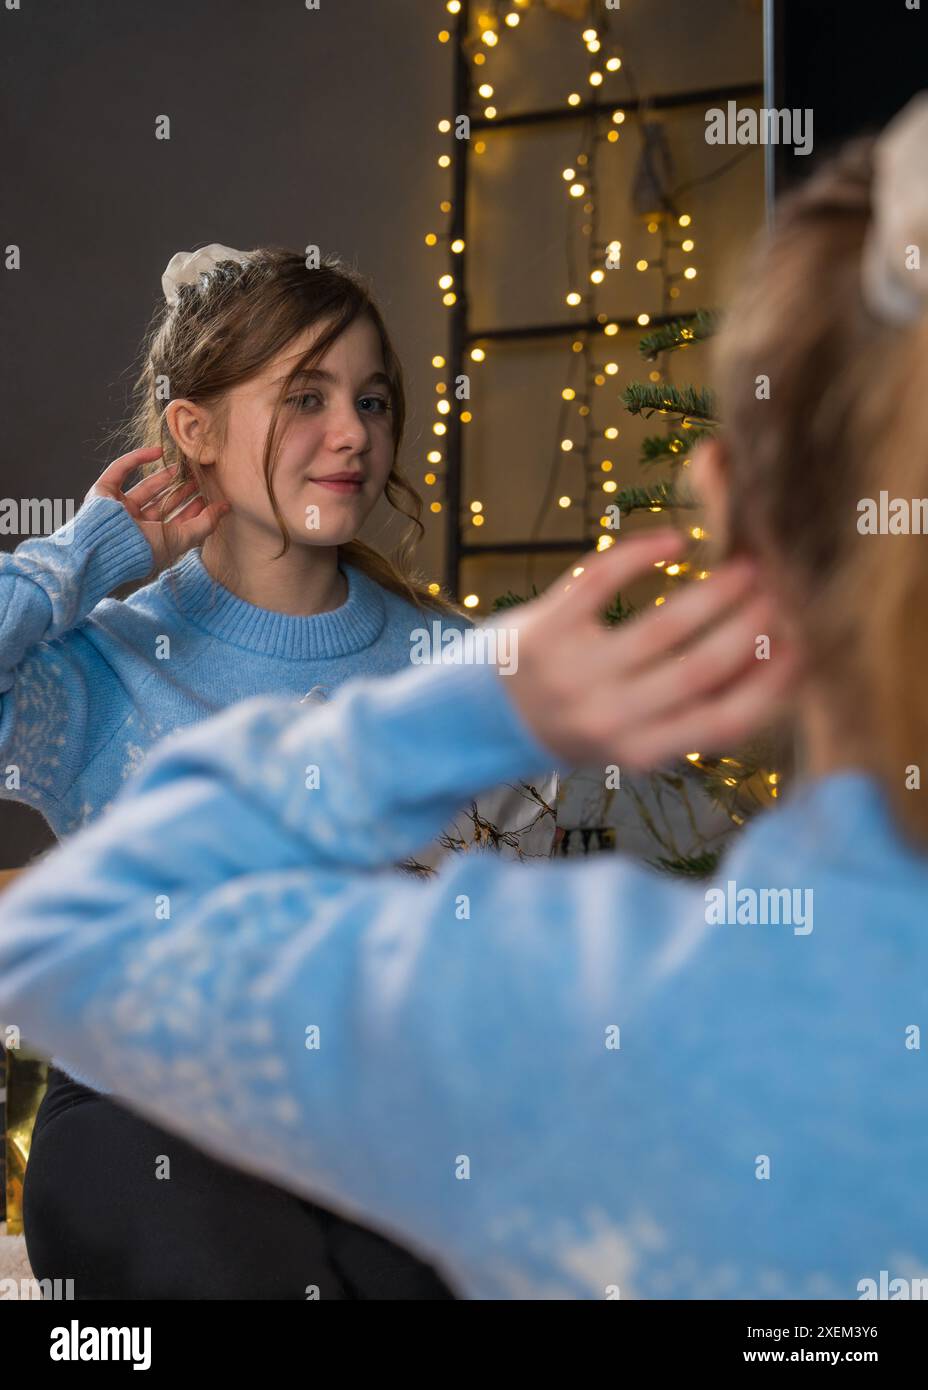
left=637, top=310, right=720, bottom=361
left=623, top=382, right=718, bottom=426
left=602, top=592, right=637, bottom=626
left=490, top=584, right=541, bottom=613
left=613, top=480, right=698, bottom=515
left=646, top=848, right=723, bottom=878
left=639, top=426, right=715, bottom=466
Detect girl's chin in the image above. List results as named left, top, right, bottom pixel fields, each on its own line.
left=285, top=511, right=365, bottom=546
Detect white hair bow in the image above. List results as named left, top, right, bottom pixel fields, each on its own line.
left=161, top=243, right=252, bottom=307
left=861, top=93, right=928, bottom=325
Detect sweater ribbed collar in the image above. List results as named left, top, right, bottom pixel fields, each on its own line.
left=159, top=548, right=387, bottom=659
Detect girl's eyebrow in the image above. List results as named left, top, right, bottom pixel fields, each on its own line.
left=271, top=367, right=391, bottom=389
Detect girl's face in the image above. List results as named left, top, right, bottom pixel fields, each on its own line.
left=194, top=315, right=396, bottom=547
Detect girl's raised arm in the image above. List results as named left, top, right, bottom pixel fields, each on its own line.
left=0, top=446, right=226, bottom=815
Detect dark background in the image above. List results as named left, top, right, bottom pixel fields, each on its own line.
left=770, top=0, right=928, bottom=194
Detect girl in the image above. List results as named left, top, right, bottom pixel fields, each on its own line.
left=0, top=245, right=555, bottom=1298
left=2, top=95, right=926, bottom=1299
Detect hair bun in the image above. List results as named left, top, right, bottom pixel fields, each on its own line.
left=860, top=92, right=928, bottom=325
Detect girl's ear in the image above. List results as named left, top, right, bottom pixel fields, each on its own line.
left=690, top=436, right=731, bottom=558
left=165, top=399, right=219, bottom=467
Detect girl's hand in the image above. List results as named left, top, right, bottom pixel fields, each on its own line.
left=85, top=446, right=230, bottom=575
left=499, top=529, right=798, bottom=771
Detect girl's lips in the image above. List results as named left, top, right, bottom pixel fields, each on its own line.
left=307, top=478, right=364, bottom=494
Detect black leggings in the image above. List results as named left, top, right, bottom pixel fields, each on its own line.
left=23, top=1066, right=455, bottom=1300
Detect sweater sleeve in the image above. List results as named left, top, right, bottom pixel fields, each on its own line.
left=0, top=657, right=696, bottom=1295
left=0, top=496, right=154, bottom=809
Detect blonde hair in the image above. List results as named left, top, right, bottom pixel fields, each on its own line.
left=711, top=134, right=928, bottom=845
left=105, top=247, right=467, bottom=620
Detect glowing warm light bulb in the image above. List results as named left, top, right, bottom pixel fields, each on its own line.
left=605, top=427, right=618, bottom=439
left=482, top=29, right=498, bottom=46
left=558, top=495, right=571, bottom=508
left=561, top=439, right=574, bottom=452
left=605, top=362, right=618, bottom=375
left=589, top=72, right=603, bottom=87
left=590, top=268, right=605, bottom=284
left=505, top=11, right=520, bottom=26
left=428, top=582, right=441, bottom=595
left=562, top=387, right=575, bottom=400
left=438, top=154, right=451, bottom=168
left=602, top=480, right=617, bottom=493
left=438, top=30, right=450, bottom=43
left=451, top=238, right=465, bottom=253
left=685, top=752, right=700, bottom=762
left=606, top=57, right=621, bottom=71
left=478, top=83, right=494, bottom=98
left=562, top=167, right=576, bottom=180
left=684, top=266, right=698, bottom=279
left=566, top=291, right=582, bottom=306
left=431, top=355, right=445, bottom=368
left=470, top=500, right=483, bottom=513
left=424, top=472, right=437, bottom=485
left=485, top=106, right=497, bottom=119
left=463, top=593, right=480, bottom=607
left=682, top=238, right=695, bottom=252
left=637, top=312, right=651, bottom=326
left=438, top=119, right=451, bottom=133
left=636, top=259, right=649, bottom=271
left=567, top=93, right=582, bottom=107
left=582, top=28, right=598, bottom=41
left=425, top=233, right=438, bottom=246
left=438, top=273, right=454, bottom=289
left=442, top=292, right=456, bottom=306
left=430, top=500, right=442, bottom=513
left=437, top=400, right=451, bottom=415
left=472, top=514, right=484, bottom=526
left=679, top=213, right=692, bottom=227
left=470, top=347, right=485, bottom=362
left=612, top=110, right=626, bottom=124
left=569, top=183, right=585, bottom=197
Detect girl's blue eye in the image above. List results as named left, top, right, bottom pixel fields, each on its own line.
left=286, top=391, right=392, bottom=414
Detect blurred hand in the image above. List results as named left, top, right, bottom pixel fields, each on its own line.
left=497, top=529, right=798, bottom=771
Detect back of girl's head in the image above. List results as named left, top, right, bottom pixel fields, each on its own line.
left=710, top=108, right=928, bottom=846
left=112, top=247, right=465, bottom=619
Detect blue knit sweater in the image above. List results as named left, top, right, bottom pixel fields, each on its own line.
left=0, top=655, right=925, bottom=1299
left=1, top=495, right=555, bottom=1089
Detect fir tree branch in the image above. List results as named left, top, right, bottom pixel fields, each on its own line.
left=639, top=426, right=715, bottom=466
left=613, top=481, right=699, bottom=515
left=637, top=310, right=720, bottom=361
left=623, top=382, right=719, bottom=426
